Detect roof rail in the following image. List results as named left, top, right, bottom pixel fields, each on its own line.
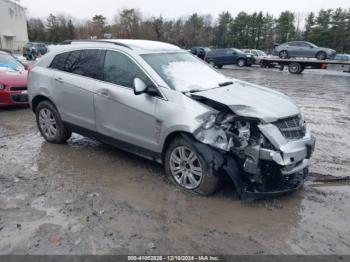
left=59, top=40, right=132, bottom=50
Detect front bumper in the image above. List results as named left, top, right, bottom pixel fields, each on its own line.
left=237, top=125, right=315, bottom=199
left=241, top=168, right=308, bottom=200
left=327, top=52, right=337, bottom=60
left=256, top=124, right=315, bottom=172
left=246, top=57, right=254, bottom=65
left=0, top=88, right=28, bottom=107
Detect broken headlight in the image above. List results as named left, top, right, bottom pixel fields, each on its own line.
left=194, top=112, right=253, bottom=151
left=202, top=113, right=217, bottom=129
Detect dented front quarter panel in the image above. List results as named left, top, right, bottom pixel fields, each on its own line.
left=155, top=87, right=213, bottom=152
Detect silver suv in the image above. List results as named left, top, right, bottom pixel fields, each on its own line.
left=28, top=40, right=315, bottom=199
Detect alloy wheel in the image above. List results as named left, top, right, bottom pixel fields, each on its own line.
left=279, top=51, right=288, bottom=59
left=38, top=108, right=57, bottom=139
left=169, top=146, right=203, bottom=189
left=238, top=59, right=245, bottom=67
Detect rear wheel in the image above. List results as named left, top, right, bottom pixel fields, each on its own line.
left=279, top=50, right=289, bottom=59
left=165, top=137, right=221, bottom=196
left=288, top=62, right=303, bottom=74
left=237, top=58, right=246, bottom=67
left=36, top=100, right=72, bottom=143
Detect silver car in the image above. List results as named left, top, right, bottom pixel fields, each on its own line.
left=242, top=49, right=268, bottom=64
left=28, top=40, right=315, bottom=199
left=274, top=41, right=336, bottom=60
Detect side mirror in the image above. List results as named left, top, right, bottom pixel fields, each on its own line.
left=133, top=78, right=147, bottom=95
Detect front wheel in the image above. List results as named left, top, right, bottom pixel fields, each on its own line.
left=36, top=100, right=72, bottom=143
left=208, top=61, right=216, bottom=67
left=316, top=51, right=327, bottom=60
left=237, top=58, right=246, bottom=67
left=165, top=137, right=221, bottom=196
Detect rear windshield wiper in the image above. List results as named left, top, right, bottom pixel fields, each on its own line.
left=218, top=81, right=234, bottom=87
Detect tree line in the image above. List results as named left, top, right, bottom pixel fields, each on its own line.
left=27, top=7, right=350, bottom=53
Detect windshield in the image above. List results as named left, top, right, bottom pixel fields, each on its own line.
left=232, top=48, right=244, bottom=54
left=308, top=42, right=318, bottom=48
left=0, top=53, right=24, bottom=71
left=141, top=52, right=228, bottom=92
left=257, top=50, right=266, bottom=56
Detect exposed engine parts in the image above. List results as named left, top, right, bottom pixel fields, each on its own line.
left=192, top=109, right=315, bottom=199
left=194, top=111, right=252, bottom=152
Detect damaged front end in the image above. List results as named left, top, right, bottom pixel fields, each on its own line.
left=190, top=96, right=316, bottom=200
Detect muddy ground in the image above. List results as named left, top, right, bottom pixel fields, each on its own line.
left=0, top=67, right=350, bottom=255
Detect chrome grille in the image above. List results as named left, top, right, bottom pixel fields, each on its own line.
left=10, top=86, right=27, bottom=91
left=274, top=116, right=305, bottom=140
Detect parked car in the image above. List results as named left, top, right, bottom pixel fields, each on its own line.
left=0, top=51, right=28, bottom=107
left=23, top=42, right=48, bottom=60
left=28, top=40, right=315, bottom=199
left=242, top=49, right=267, bottom=64
left=205, top=48, right=254, bottom=68
left=335, top=54, right=350, bottom=61
left=0, top=48, right=12, bottom=54
left=274, top=41, right=336, bottom=60
left=190, top=47, right=211, bottom=60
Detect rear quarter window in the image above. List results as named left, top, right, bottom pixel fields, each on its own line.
left=49, top=52, right=70, bottom=71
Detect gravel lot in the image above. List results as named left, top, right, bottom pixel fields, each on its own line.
left=0, top=67, right=349, bottom=255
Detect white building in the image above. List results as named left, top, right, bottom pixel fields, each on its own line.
left=0, top=0, right=28, bottom=51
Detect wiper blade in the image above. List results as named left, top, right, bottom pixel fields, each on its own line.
left=218, top=81, right=234, bottom=87
left=184, top=89, right=202, bottom=94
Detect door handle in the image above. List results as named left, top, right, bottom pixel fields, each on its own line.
left=54, top=77, right=64, bottom=83
left=97, top=88, right=110, bottom=98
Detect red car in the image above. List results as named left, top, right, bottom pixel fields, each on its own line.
left=0, top=51, right=28, bottom=107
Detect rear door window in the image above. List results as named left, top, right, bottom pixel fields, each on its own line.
left=63, top=50, right=81, bottom=73
left=50, top=49, right=105, bottom=80
left=67, top=49, right=105, bottom=80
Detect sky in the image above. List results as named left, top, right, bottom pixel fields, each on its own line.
left=20, top=0, right=350, bottom=21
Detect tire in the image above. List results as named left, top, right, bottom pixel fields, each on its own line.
left=208, top=61, right=216, bottom=67
left=316, top=51, right=327, bottom=60
left=237, top=58, right=246, bottom=67
left=279, top=50, right=289, bottom=59
left=288, top=62, right=303, bottom=74
left=217, top=65, right=223, bottom=69
left=164, top=137, right=221, bottom=196
left=35, top=100, right=72, bottom=144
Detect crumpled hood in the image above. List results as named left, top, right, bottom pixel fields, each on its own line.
left=0, top=68, right=28, bottom=87
left=192, top=80, right=300, bottom=123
